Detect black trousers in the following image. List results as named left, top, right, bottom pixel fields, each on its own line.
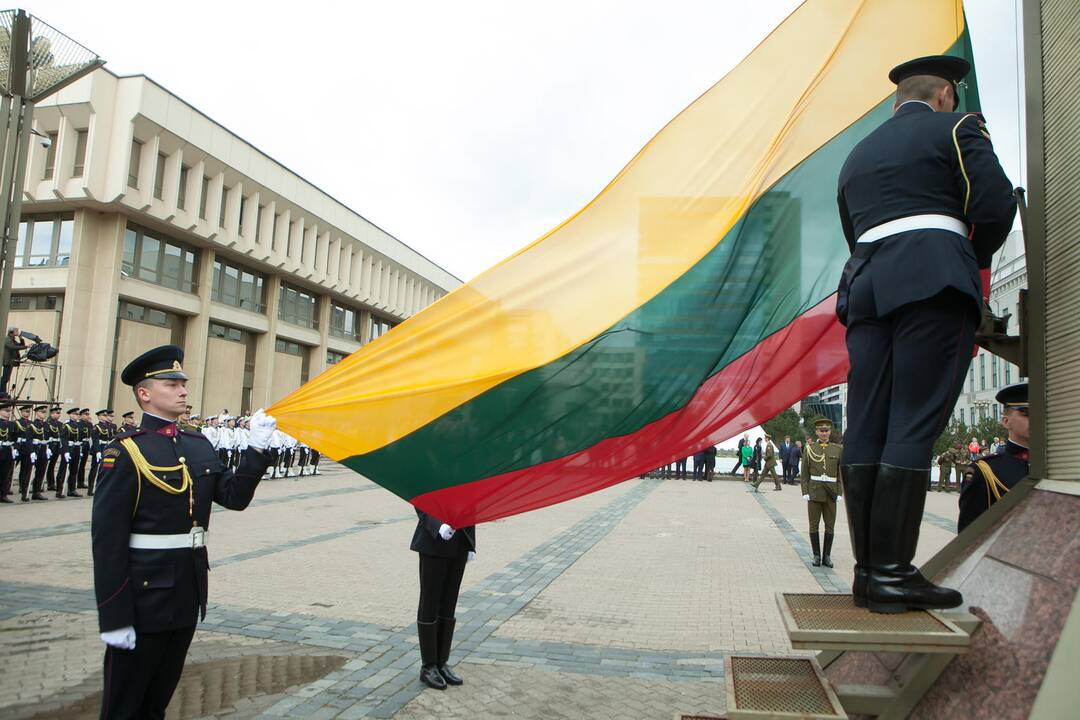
left=417, top=553, right=467, bottom=623
left=844, top=279, right=975, bottom=468
left=88, top=451, right=101, bottom=493
left=0, top=453, right=12, bottom=498
left=674, top=458, right=687, bottom=478
left=75, top=445, right=89, bottom=487
left=99, top=624, right=196, bottom=720
left=17, top=454, right=32, bottom=496
left=64, top=447, right=83, bottom=493
left=32, top=449, right=47, bottom=494
left=46, top=445, right=61, bottom=489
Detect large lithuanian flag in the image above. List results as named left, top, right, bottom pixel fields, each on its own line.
left=269, top=0, right=979, bottom=526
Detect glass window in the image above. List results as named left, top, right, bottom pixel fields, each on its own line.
left=128, top=139, right=142, bottom=188
left=211, top=257, right=266, bottom=313
left=29, top=219, right=53, bottom=266
left=182, top=249, right=196, bottom=292
left=1005, top=362, right=1012, bottom=384
left=219, top=185, right=229, bottom=228
left=43, top=132, right=58, bottom=179
left=56, top=218, right=72, bottom=266
left=330, top=301, right=361, bottom=341
left=278, top=283, right=318, bottom=328
left=327, top=350, right=346, bottom=365
left=72, top=130, right=88, bottom=177
left=153, top=153, right=167, bottom=199
left=199, top=176, right=209, bottom=219
left=14, top=221, right=27, bottom=268
left=122, top=227, right=137, bottom=276
left=177, top=165, right=189, bottom=209
left=162, top=243, right=183, bottom=286
left=960, top=408, right=965, bottom=426
left=223, top=264, right=239, bottom=306
left=979, top=354, right=986, bottom=391
left=139, top=235, right=160, bottom=282
left=991, top=355, right=999, bottom=387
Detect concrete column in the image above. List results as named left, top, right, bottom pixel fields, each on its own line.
left=287, top=214, right=304, bottom=270
left=273, top=206, right=290, bottom=266
left=240, top=190, right=259, bottom=254
left=183, top=247, right=215, bottom=413
left=58, top=211, right=125, bottom=409
left=206, top=171, right=225, bottom=234
left=162, top=146, right=182, bottom=216
left=301, top=222, right=318, bottom=276
left=315, top=229, right=331, bottom=281
left=223, top=181, right=243, bottom=248
left=251, top=274, right=281, bottom=409
left=358, top=308, right=372, bottom=345
left=326, top=236, right=341, bottom=290
left=348, top=246, right=362, bottom=296
left=360, top=254, right=374, bottom=304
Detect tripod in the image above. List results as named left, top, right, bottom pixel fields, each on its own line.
left=10, top=361, right=61, bottom=404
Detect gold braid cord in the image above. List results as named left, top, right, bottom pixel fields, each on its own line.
left=120, top=437, right=194, bottom=519
left=975, top=460, right=1009, bottom=506
left=805, top=444, right=826, bottom=465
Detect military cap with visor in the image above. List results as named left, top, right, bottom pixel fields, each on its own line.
left=996, top=382, right=1028, bottom=410
left=120, top=344, right=188, bottom=386
left=888, top=54, right=970, bottom=111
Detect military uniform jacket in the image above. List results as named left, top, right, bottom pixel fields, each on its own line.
left=13, top=417, right=33, bottom=457
left=0, top=418, right=13, bottom=455
left=47, top=419, right=63, bottom=450
left=91, top=413, right=271, bottom=634
left=835, top=102, right=1015, bottom=325
left=410, top=509, right=476, bottom=559
left=763, top=442, right=777, bottom=470
left=92, top=421, right=111, bottom=454
left=800, top=440, right=843, bottom=501
left=957, top=440, right=1028, bottom=533
left=62, top=420, right=81, bottom=454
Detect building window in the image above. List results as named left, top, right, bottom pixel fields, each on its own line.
left=177, top=165, right=189, bottom=209
left=72, top=129, right=88, bottom=177
left=968, top=367, right=974, bottom=394
left=275, top=338, right=303, bottom=355
left=1005, top=362, right=1012, bottom=384
left=960, top=408, right=965, bottom=426
left=199, top=176, right=209, bottom=219
left=128, top=139, right=142, bottom=188
left=327, top=350, right=346, bottom=365
left=211, top=258, right=267, bottom=313
left=254, top=204, right=264, bottom=243
left=219, top=185, right=229, bottom=228
left=239, top=196, right=247, bottom=234
left=153, top=153, right=167, bottom=199
left=979, top=354, right=986, bottom=391
left=329, top=301, right=361, bottom=342
left=10, top=293, right=63, bottom=311
left=370, top=314, right=395, bottom=341
left=278, top=283, right=318, bottom=328
left=121, top=223, right=199, bottom=294
left=287, top=220, right=295, bottom=257
left=42, top=131, right=58, bottom=179
left=13, top=213, right=74, bottom=268
left=991, top=355, right=999, bottom=388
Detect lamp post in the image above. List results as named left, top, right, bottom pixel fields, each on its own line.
left=0, top=9, right=103, bottom=342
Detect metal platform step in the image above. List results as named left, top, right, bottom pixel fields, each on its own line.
left=724, top=655, right=847, bottom=720
left=776, top=593, right=975, bottom=653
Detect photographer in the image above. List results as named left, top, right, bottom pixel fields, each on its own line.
left=2, top=327, right=26, bottom=395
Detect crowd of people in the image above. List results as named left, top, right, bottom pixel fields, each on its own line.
left=0, top=403, right=321, bottom=505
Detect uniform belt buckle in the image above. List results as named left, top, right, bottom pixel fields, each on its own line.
left=190, top=526, right=206, bottom=549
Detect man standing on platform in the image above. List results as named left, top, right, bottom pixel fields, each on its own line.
left=91, top=345, right=276, bottom=718
left=835, top=55, right=1015, bottom=613
left=801, top=417, right=841, bottom=568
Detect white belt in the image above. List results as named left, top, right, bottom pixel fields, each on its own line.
left=129, top=527, right=207, bottom=550
left=810, top=475, right=837, bottom=483
left=856, top=213, right=968, bottom=244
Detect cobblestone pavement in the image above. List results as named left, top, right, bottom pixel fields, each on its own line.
left=0, top=464, right=961, bottom=719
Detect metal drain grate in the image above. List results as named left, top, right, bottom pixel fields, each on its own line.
left=726, top=656, right=846, bottom=719
left=776, top=593, right=973, bottom=653
left=785, top=593, right=948, bottom=632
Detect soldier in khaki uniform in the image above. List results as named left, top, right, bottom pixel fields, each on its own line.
left=800, top=417, right=842, bottom=567
left=951, top=443, right=968, bottom=491
left=752, top=434, right=781, bottom=491
left=935, top=447, right=953, bottom=491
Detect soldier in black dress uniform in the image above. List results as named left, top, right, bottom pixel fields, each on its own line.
left=836, top=55, right=1016, bottom=613
left=411, top=510, right=475, bottom=690
left=91, top=345, right=277, bottom=719
left=76, top=408, right=93, bottom=489
left=45, top=406, right=63, bottom=492
left=29, top=405, right=51, bottom=500
left=958, top=383, right=1029, bottom=533
left=14, top=404, right=43, bottom=501
left=58, top=407, right=83, bottom=498
left=120, top=410, right=137, bottom=434
left=0, top=402, right=14, bottom=502
left=87, top=409, right=113, bottom=496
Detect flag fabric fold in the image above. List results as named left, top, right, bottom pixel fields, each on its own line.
left=269, top=0, right=976, bottom=526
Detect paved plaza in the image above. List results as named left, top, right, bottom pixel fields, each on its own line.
left=0, top=463, right=962, bottom=719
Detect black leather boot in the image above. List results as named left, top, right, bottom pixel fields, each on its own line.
left=821, top=531, right=834, bottom=568
left=867, top=465, right=963, bottom=614
left=436, top=616, right=463, bottom=685
left=809, top=531, right=821, bottom=566
left=417, top=620, right=446, bottom=689
left=840, top=464, right=876, bottom=607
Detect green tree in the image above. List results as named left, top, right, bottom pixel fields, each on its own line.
left=763, top=408, right=806, bottom=445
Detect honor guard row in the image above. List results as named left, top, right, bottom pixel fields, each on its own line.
left=0, top=404, right=135, bottom=503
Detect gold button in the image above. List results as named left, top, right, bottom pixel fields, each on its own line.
left=143, top=580, right=149, bottom=587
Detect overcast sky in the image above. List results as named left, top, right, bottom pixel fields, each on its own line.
left=33, top=0, right=1026, bottom=282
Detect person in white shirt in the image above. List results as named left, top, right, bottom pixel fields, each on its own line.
left=267, top=428, right=285, bottom=478
left=201, top=416, right=220, bottom=452
left=234, top=418, right=249, bottom=469
left=282, top=433, right=298, bottom=477
left=218, top=418, right=236, bottom=467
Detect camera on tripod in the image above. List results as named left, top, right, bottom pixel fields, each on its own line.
left=17, top=330, right=58, bottom=362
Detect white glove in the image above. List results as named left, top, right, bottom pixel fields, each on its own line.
left=10, top=448, right=16, bottom=459
left=246, top=409, right=277, bottom=450
left=96, top=452, right=102, bottom=462
left=438, top=523, right=455, bottom=540
left=29, top=452, right=36, bottom=463
left=47, top=448, right=53, bottom=459
left=802, top=494, right=810, bottom=502
left=100, top=626, right=136, bottom=650
left=836, top=495, right=842, bottom=503
left=64, top=452, right=70, bottom=462
left=467, top=551, right=476, bottom=562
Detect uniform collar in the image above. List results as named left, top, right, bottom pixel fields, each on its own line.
left=894, top=100, right=934, bottom=117
left=1006, top=439, right=1029, bottom=461
left=140, top=412, right=180, bottom=437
